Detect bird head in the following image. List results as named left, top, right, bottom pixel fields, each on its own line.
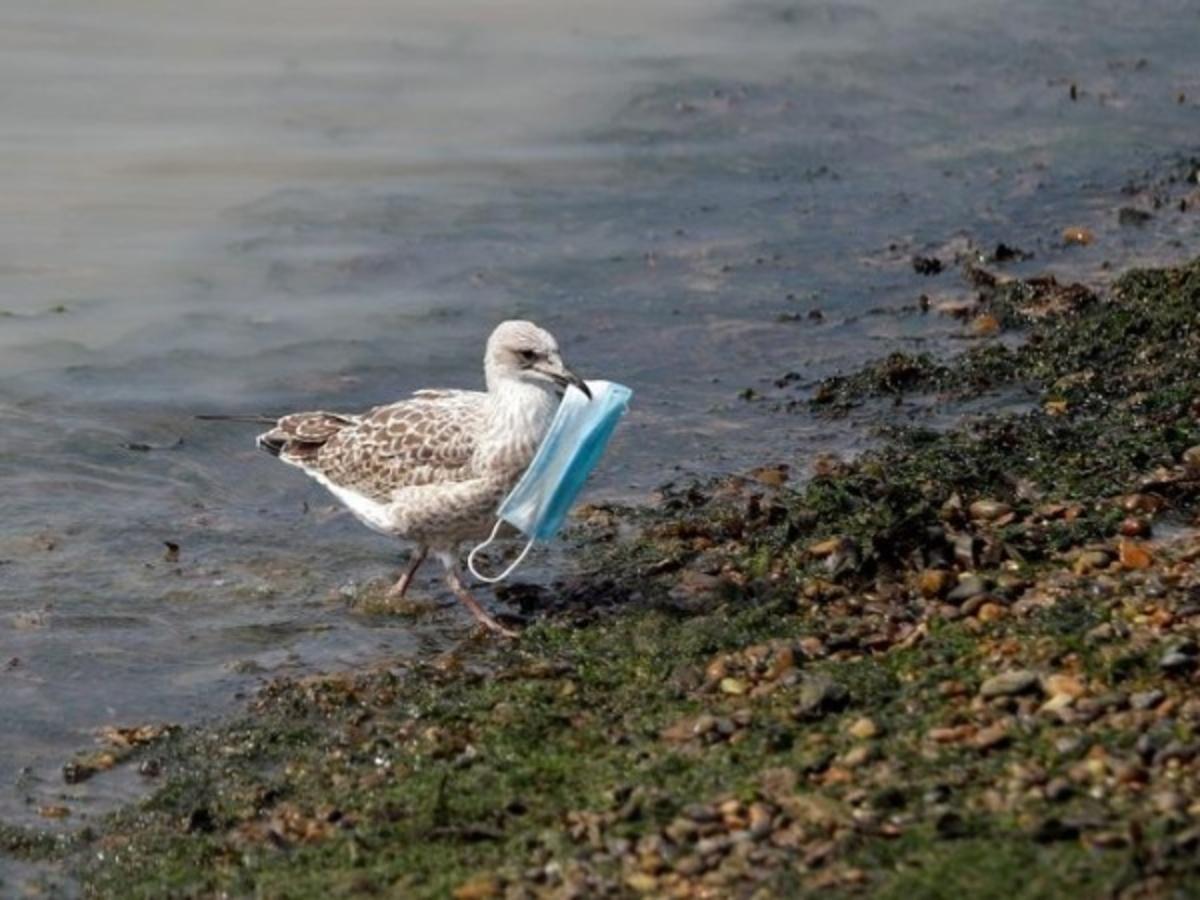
left=484, top=320, right=590, bottom=399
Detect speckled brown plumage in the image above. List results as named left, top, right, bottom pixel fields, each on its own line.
left=255, top=320, right=589, bottom=637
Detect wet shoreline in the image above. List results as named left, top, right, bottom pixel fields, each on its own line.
left=5, top=235, right=1199, bottom=895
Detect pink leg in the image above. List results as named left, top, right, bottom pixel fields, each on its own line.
left=388, top=545, right=428, bottom=599
left=437, top=552, right=517, bottom=638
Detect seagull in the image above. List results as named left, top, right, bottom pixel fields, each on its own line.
left=255, top=320, right=589, bottom=637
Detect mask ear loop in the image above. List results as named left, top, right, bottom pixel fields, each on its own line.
left=467, top=519, right=536, bottom=584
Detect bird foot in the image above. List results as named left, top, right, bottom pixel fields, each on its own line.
left=388, top=546, right=429, bottom=599
left=465, top=601, right=520, bottom=639
left=450, top=582, right=518, bottom=638
left=386, top=573, right=415, bottom=600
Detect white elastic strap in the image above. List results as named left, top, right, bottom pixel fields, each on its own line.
left=467, top=519, right=536, bottom=584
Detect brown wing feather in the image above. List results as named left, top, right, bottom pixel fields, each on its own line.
left=259, top=390, right=487, bottom=502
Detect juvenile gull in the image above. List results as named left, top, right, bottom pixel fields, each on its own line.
left=257, top=320, right=589, bottom=637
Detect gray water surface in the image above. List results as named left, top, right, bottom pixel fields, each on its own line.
left=2, top=0, right=1198, bottom=874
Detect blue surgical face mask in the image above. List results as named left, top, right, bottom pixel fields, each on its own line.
left=468, top=380, right=632, bottom=583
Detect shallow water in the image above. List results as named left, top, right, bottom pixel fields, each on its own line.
left=1, top=0, right=1198, bottom=869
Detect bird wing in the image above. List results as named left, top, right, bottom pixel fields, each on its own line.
left=258, top=389, right=487, bottom=502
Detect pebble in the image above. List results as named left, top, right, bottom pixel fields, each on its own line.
left=969, top=499, right=1012, bottom=521
left=970, top=314, right=1001, bottom=337
left=1044, top=778, right=1073, bottom=802
left=1039, top=693, right=1075, bottom=716
left=1062, top=226, right=1094, bottom=245
left=794, top=675, right=849, bottom=719
left=918, top=569, right=953, bottom=599
left=1130, top=690, right=1165, bottom=711
left=953, top=533, right=980, bottom=568
left=948, top=575, right=989, bottom=603
left=1154, top=791, right=1187, bottom=814
left=848, top=717, right=879, bottom=740
left=673, top=855, right=704, bottom=877
left=979, top=670, right=1040, bottom=698
left=1119, top=539, right=1153, bottom=570
left=971, top=722, right=1011, bottom=751
left=719, top=677, right=748, bottom=696
left=1182, top=445, right=1200, bottom=474
left=841, top=745, right=874, bottom=768
left=1119, top=516, right=1151, bottom=537
left=625, top=873, right=658, bottom=893
left=977, top=602, right=1007, bottom=622
left=747, top=803, right=774, bottom=839
left=1042, top=674, right=1085, bottom=698
left=453, top=876, right=503, bottom=900
left=682, top=803, right=719, bottom=823
left=1161, top=652, right=1197, bottom=674
left=1073, top=550, right=1112, bottom=574
left=808, top=537, right=843, bottom=558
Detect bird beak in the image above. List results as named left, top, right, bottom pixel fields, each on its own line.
left=541, top=362, right=592, bottom=399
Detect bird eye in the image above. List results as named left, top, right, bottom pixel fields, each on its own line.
left=518, top=349, right=539, bottom=363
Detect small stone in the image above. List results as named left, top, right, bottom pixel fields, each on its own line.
left=971, top=722, right=1010, bottom=751
left=953, top=532, right=980, bottom=568
left=1118, top=539, right=1153, bottom=570
left=928, top=725, right=975, bottom=744
left=918, top=569, right=953, bottom=599
left=1062, top=226, right=1094, bottom=246
left=1073, top=550, right=1112, bottom=575
left=453, top=876, right=503, bottom=900
left=794, top=675, right=849, bottom=719
left=979, top=670, right=1040, bottom=699
left=1131, top=690, right=1165, bottom=711
left=1120, top=493, right=1164, bottom=513
left=970, top=314, right=1001, bottom=337
left=1183, top=445, right=1200, bottom=475
left=719, top=677, right=748, bottom=696
left=1154, top=791, right=1187, bottom=814
left=841, top=744, right=874, bottom=768
left=747, top=803, right=774, bottom=839
left=694, top=835, right=730, bottom=857
left=1044, top=778, right=1072, bottom=802
left=673, top=855, right=704, bottom=876
left=848, top=717, right=879, bottom=740
left=977, top=602, right=1006, bottom=622
left=1119, top=516, right=1151, bottom=538
left=969, top=499, right=1012, bottom=521
left=624, top=873, right=659, bottom=894
left=808, top=538, right=843, bottom=558
left=1042, top=674, right=1085, bottom=698
left=748, top=465, right=789, bottom=487
left=1039, top=693, right=1075, bottom=716
left=682, top=803, right=719, bottom=823
left=1161, top=651, right=1197, bottom=674
left=1055, top=735, right=1089, bottom=757
left=947, top=575, right=988, bottom=603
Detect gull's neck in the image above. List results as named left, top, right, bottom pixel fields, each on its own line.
left=473, top=376, right=559, bottom=474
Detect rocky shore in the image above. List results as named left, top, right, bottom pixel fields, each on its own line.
left=7, top=254, right=1200, bottom=898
